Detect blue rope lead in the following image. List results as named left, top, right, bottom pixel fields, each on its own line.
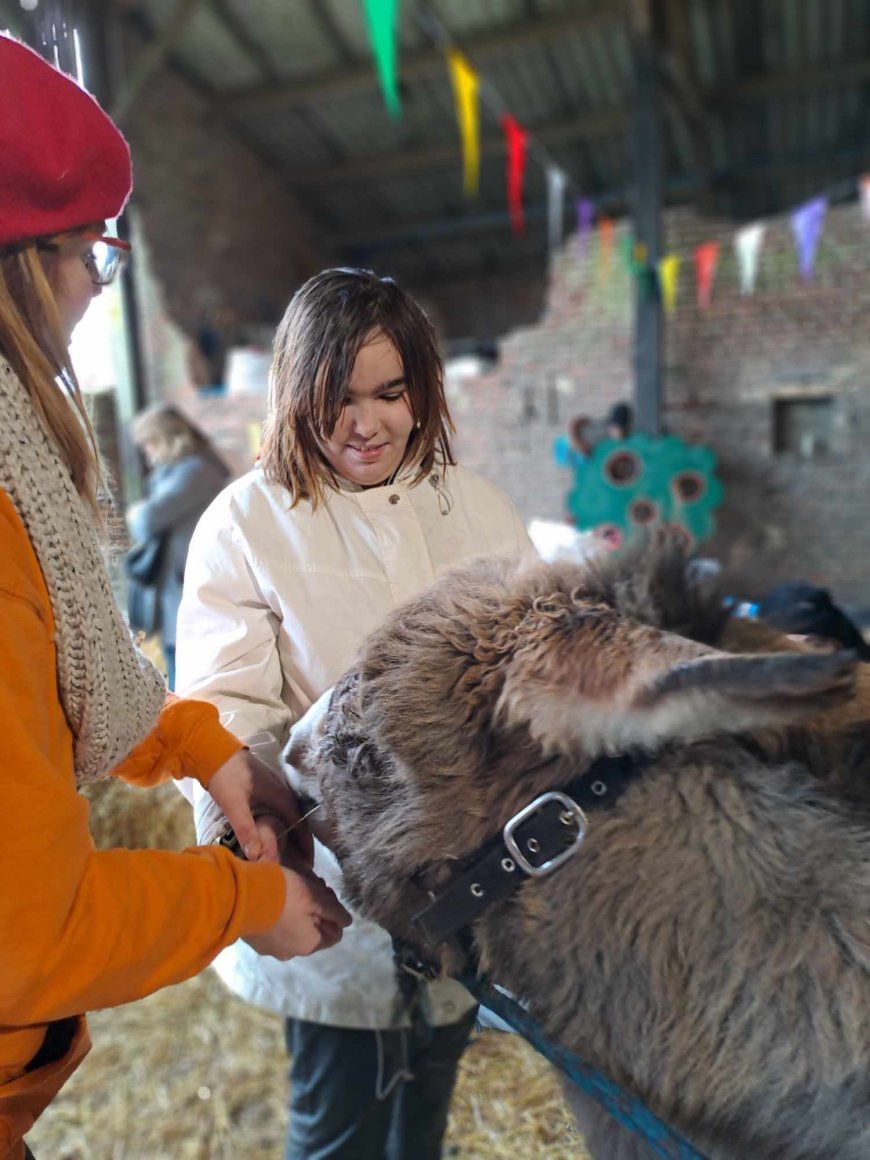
left=462, top=974, right=708, bottom=1160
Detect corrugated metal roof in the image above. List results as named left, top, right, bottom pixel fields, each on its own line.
left=130, top=0, right=870, bottom=287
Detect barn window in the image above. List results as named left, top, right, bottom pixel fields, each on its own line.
left=772, top=396, right=834, bottom=457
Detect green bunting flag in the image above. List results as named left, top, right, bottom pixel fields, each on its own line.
left=363, top=0, right=401, bottom=117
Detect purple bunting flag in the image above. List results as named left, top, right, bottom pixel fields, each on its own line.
left=789, top=196, right=828, bottom=282
left=576, top=198, right=595, bottom=259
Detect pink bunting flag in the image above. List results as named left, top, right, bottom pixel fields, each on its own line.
left=790, top=196, right=828, bottom=282
left=694, top=241, right=720, bottom=308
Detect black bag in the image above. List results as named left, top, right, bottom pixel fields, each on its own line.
left=124, top=536, right=165, bottom=586
left=124, top=536, right=165, bottom=634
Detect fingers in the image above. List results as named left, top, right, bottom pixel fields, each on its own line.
left=230, top=813, right=262, bottom=861
left=244, top=868, right=352, bottom=961
left=208, top=749, right=317, bottom=866
left=253, top=817, right=280, bottom=863
left=309, top=919, right=345, bottom=953
left=239, top=754, right=316, bottom=863
left=295, top=872, right=351, bottom=929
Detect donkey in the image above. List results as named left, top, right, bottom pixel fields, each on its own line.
left=285, top=544, right=870, bottom=1159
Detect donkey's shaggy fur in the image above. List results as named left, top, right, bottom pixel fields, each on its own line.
left=287, top=541, right=870, bottom=1159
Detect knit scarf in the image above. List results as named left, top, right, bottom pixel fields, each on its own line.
left=0, top=357, right=166, bottom=784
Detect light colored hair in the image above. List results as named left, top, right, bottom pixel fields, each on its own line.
left=0, top=237, right=102, bottom=512
left=132, top=403, right=225, bottom=468
left=260, top=268, right=455, bottom=508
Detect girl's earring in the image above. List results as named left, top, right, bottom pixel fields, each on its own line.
left=415, top=419, right=421, bottom=429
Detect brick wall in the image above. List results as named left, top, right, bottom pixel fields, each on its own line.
left=453, top=202, right=870, bottom=607
left=133, top=181, right=870, bottom=608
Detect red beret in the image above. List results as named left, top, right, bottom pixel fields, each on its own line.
left=0, top=35, right=132, bottom=246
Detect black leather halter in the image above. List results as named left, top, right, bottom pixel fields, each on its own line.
left=407, top=749, right=653, bottom=955
left=392, top=747, right=709, bottom=1160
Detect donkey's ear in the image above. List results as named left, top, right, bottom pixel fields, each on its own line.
left=504, top=639, right=857, bottom=758
left=629, top=649, right=857, bottom=745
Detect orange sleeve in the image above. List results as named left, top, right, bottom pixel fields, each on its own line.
left=0, top=496, right=285, bottom=1025
left=112, top=695, right=244, bottom=789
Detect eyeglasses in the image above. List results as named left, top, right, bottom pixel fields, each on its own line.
left=37, top=230, right=132, bottom=286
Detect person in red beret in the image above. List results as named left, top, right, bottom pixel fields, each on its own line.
left=0, top=35, right=350, bottom=1160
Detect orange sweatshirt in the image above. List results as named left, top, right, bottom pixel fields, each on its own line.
left=0, top=492, right=286, bottom=1158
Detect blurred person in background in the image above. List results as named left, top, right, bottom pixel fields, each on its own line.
left=177, top=267, right=535, bottom=1160
left=0, top=35, right=349, bottom=1160
left=128, top=404, right=229, bottom=689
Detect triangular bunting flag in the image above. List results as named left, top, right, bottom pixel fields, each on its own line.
left=447, top=51, right=480, bottom=196
left=501, top=114, right=528, bottom=236
left=547, top=165, right=568, bottom=251
left=363, top=0, right=401, bottom=118
left=694, top=241, right=720, bottom=308
left=861, top=175, right=870, bottom=224
left=597, top=216, right=615, bottom=279
left=790, top=196, right=828, bottom=281
left=620, top=235, right=647, bottom=275
left=734, top=223, right=765, bottom=295
left=658, top=255, right=680, bottom=313
left=576, top=198, right=595, bottom=259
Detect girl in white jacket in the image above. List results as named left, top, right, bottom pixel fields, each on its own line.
left=177, top=268, right=533, bottom=1160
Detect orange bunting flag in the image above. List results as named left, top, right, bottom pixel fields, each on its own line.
left=861, top=175, right=870, bottom=224
left=658, top=254, right=681, bottom=313
left=447, top=51, right=480, bottom=196
left=501, top=114, right=528, bottom=236
left=694, top=241, right=720, bottom=308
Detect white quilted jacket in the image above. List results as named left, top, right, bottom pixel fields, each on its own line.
left=176, top=462, right=533, bottom=1027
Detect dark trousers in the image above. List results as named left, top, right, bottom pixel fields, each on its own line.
left=284, top=1010, right=476, bottom=1160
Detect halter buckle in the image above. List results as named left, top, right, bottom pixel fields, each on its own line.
left=502, top=791, right=587, bottom=878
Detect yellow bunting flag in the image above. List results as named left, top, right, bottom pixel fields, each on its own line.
left=447, top=50, right=480, bottom=195
left=658, top=254, right=681, bottom=313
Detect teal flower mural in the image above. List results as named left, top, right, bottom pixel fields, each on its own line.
left=564, top=433, right=724, bottom=550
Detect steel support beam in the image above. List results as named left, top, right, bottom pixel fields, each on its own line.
left=628, top=0, right=665, bottom=439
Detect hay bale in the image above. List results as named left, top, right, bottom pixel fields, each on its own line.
left=83, top=777, right=195, bottom=851
left=81, top=630, right=195, bottom=854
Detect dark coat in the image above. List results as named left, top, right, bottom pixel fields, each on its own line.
left=128, top=453, right=228, bottom=647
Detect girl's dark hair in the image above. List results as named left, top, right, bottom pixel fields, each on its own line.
left=260, top=268, right=455, bottom=507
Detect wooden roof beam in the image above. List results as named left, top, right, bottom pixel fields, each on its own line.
left=214, top=4, right=617, bottom=113
left=288, top=107, right=628, bottom=185
left=112, top=0, right=203, bottom=124
left=285, top=52, right=870, bottom=188
left=715, top=57, right=870, bottom=105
